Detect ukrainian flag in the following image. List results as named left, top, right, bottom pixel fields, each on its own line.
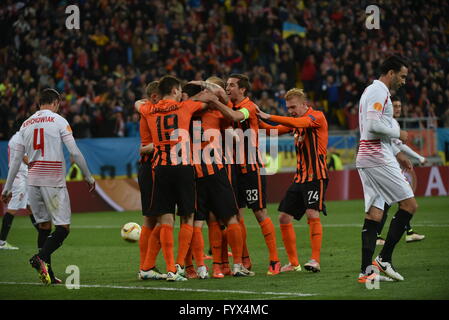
left=282, top=22, right=306, bottom=39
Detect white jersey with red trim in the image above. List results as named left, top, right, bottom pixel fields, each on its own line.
left=8, top=132, right=28, bottom=184
left=356, top=80, right=399, bottom=168
left=18, top=109, right=72, bottom=187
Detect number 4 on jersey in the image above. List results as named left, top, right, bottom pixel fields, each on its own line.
left=33, top=128, right=45, bottom=157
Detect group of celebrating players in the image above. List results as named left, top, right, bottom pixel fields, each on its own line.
left=1, top=54, right=424, bottom=285
left=134, top=73, right=328, bottom=281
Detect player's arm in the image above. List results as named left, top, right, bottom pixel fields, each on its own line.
left=258, top=106, right=321, bottom=129
left=397, top=143, right=426, bottom=165
left=134, top=99, right=148, bottom=113
left=62, top=135, right=95, bottom=192
left=1, top=144, right=25, bottom=203
left=258, top=120, right=292, bottom=135
left=365, top=91, right=407, bottom=142
left=211, top=97, right=249, bottom=123
left=392, top=139, right=413, bottom=171
left=189, top=81, right=229, bottom=104
left=139, top=112, right=152, bottom=146
left=395, top=151, right=413, bottom=171
left=140, top=143, right=154, bottom=154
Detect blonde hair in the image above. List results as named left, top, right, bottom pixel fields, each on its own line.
left=145, top=81, right=160, bottom=97
left=285, top=88, right=306, bottom=101
left=206, top=76, right=226, bottom=89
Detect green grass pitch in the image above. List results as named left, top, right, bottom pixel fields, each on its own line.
left=0, top=196, right=448, bottom=300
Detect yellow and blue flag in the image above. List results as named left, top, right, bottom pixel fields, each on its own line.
left=282, top=22, right=306, bottom=39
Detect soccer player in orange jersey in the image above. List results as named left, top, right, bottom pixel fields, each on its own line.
left=213, top=74, right=281, bottom=276
left=257, top=88, right=329, bottom=273
left=134, top=81, right=167, bottom=280
left=140, top=75, right=215, bottom=281
left=182, top=81, right=253, bottom=279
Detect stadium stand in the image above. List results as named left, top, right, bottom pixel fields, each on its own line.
left=0, top=0, right=448, bottom=140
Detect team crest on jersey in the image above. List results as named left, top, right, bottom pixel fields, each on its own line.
left=67, top=125, right=73, bottom=133
left=373, top=102, right=383, bottom=111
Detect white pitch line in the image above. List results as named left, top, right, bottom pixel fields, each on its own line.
left=12, top=223, right=449, bottom=229
left=0, top=281, right=316, bottom=297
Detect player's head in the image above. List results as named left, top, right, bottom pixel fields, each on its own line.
left=158, top=75, right=182, bottom=101
left=380, top=55, right=409, bottom=90
left=145, top=81, right=161, bottom=104
left=392, top=96, right=402, bottom=118
left=226, top=74, right=250, bottom=102
left=206, top=76, right=226, bottom=90
left=181, top=83, right=202, bottom=101
left=285, top=88, right=308, bottom=117
left=39, top=88, right=61, bottom=112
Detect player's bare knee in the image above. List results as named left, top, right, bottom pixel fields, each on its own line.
left=305, top=209, right=319, bottom=219
left=39, top=221, right=52, bottom=230
left=143, top=216, right=156, bottom=228
left=279, top=212, right=292, bottom=225
left=181, top=214, right=194, bottom=225
left=226, top=215, right=239, bottom=225
left=253, top=208, right=267, bottom=222
left=400, top=199, right=418, bottom=214
left=366, top=207, right=384, bottom=222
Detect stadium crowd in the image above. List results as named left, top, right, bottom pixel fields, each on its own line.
left=1, top=0, right=448, bottom=140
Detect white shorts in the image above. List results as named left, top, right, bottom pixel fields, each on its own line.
left=357, top=165, right=414, bottom=213
left=28, top=186, right=71, bottom=225
left=7, top=178, right=28, bottom=211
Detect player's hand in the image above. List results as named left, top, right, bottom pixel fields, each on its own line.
left=396, top=152, right=412, bottom=171
left=134, top=99, right=148, bottom=112
left=193, top=90, right=218, bottom=104
left=399, top=130, right=408, bottom=143
left=1, top=190, right=12, bottom=204
left=255, top=105, right=270, bottom=120
left=86, top=177, right=96, bottom=193
left=420, top=158, right=428, bottom=166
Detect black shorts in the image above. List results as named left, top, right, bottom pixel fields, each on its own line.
left=225, top=164, right=240, bottom=204
left=196, top=168, right=239, bottom=221
left=236, top=168, right=267, bottom=210
left=278, top=179, right=328, bottom=220
left=137, top=160, right=153, bottom=216
left=149, top=165, right=196, bottom=217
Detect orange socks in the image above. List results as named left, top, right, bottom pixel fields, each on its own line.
left=185, top=245, right=193, bottom=267
left=142, top=225, right=161, bottom=271
left=176, top=224, right=193, bottom=266
left=280, top=223, right=299, bottom=266
left=308, top=218, right=322, bottom=263
left=191, top=226, right=205, bottom=267
left=239, top=217, right=250, bottom=259
left=227, top=223, right=243, bottom=264
left=160, top=224, right=175, bottom=273
left=139, top=226, right=152, bottom=270
left=259, top=218, right=279, bottom=262
left=221, top=228, right=229, bottom=264
left=208, top=221, right=222, bottom=264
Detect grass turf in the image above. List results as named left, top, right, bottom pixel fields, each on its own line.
left=0, top=196, right=448, bottom=300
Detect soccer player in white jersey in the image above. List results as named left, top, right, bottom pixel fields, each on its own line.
left=376, top=97, right=426, bottom=246
left=0, top=132, right=38, bottom=250
left=1, top=89, right=95, bottom=285
left=356, top=55, right=418, bottom=283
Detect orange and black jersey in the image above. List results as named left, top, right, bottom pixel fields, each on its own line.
left=191, top=108, right=231, bottom=178
left=145, top=99, right=204, bottom=167
left=268, top=108, right=328, bottom=183
left=231, top=97, right=264, bottom=174
left=138, top=101, right=154, bottom=163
